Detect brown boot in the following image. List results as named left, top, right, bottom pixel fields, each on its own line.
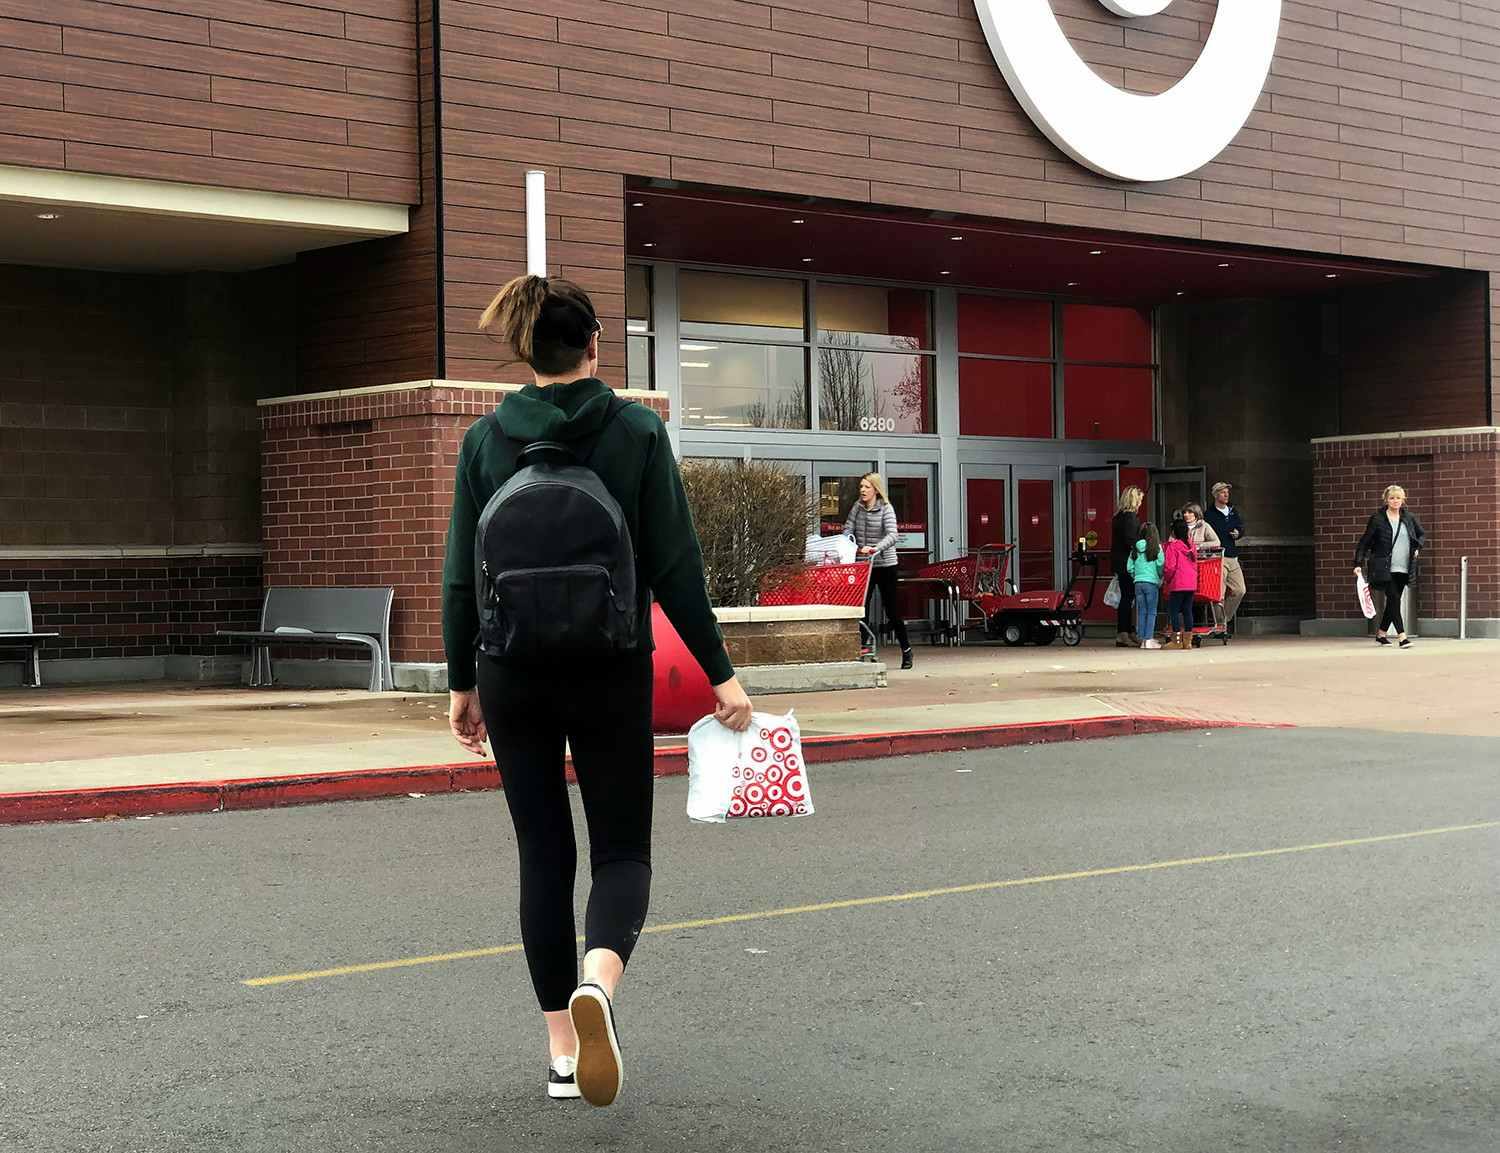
left=1179, top=631, right=1193, bottom=650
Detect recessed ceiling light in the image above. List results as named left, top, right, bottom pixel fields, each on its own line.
left=939, top=270, right=951, bottom=276
left=1176, top=291, right=1186, bottom=296
left=1089, top=249, right=1104, bottom=255
left=802, top=257, right=813, bottom=263
left=1067, top=281, right=1080, bottom=287
left=792, top=218, right=806, bottom=225
left=950, top=235, right=963, bottom=241
left=631, top=201, right=644, bottom=207
left=35, top=212, right=61, bottom=221
left=1325, top=273, right=1339, bottom=279
left=642, top=242, right=655, bottom=248
left=1218, top=262, right=1231, bottom=268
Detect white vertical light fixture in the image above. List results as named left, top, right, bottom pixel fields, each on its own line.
left=525, top=169, right=547, bottom=276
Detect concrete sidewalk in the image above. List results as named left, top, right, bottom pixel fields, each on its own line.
left=2, top=636, right=1496, bottom=821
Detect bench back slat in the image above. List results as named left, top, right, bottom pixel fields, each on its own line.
left=261, top=587, right=394, bottom=638
left=0, top=591, right=35, bottom=634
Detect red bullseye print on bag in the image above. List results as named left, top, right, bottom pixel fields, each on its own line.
left=685, top=711, right=815, bottom=823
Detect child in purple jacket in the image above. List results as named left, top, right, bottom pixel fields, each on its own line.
left=1162, top=516, right=1198, bottom=650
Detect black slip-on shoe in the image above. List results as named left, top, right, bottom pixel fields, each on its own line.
left=1375, top=633, right=1391, bottom=645
left=1399, top=637, right=1413, bottom=648
left=547, top=1056, right=580, bottom=1100
left=569, top=983, right=623, bottom=1107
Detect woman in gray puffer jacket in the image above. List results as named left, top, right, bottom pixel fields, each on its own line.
left=844, top=472, right=913, bottom=670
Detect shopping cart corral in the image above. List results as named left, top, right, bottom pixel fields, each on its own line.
left=914, top=543, right=1103, bottom=647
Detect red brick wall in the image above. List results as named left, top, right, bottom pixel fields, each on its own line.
left=0, top=553, right=262, bottom=661
left=259, top=383, right=670, bottom=664
left=1314, top=430, right=1499, bottom=622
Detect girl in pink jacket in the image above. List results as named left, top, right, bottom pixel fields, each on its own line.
left=1161, top=516, right=1198, bottom=650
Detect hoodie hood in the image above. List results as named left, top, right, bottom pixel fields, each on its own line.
left=493, top=377, right=613, bottom=444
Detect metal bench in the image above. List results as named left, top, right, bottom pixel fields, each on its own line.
left=0, top=591, right=60, bottom=688
left=217, top=586, right=395, bottom=692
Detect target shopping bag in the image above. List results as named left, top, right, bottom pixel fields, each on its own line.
left=686, top=710, right=814, bottom=823
left=1356, top=571, right=1376, bottom=620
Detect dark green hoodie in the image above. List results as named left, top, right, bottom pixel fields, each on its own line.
left=441, top=377, right=733, bottom=691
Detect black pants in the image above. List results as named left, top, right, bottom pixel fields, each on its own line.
left=867, top=563, right=910, bottom=651
left=1379, top=573, right=1410, bottom=634
left=1116, top=569, right=1136, bottom=635
left=477, top=651, right=655, bottom=1012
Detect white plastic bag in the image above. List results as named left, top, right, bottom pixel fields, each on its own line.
left=686, top=710, right=814, bottom=823
left=1103, top=575, right=1121, bottom=609
left=1356, top=572, right=1376, bottom=620
left=805, top=533, right=856, bottom=565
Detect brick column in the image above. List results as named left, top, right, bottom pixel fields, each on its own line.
left=1312, top=428, right=1500, bottom=636
left=259, top=381, right=669, bottom=686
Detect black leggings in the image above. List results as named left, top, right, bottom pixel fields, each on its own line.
left=477, top=651, right=655, bottom=1012
left=1379, top=573, right=1410, bottom=634
left=867, top=563, right=910, bottom=650
left=1116, top=569, right=1136, bottom=635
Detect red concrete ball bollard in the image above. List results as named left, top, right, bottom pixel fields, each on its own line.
left=651, top=604, right=718, bottom=734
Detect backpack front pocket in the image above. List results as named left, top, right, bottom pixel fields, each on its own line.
left=493, top=564, right=623, bottom=659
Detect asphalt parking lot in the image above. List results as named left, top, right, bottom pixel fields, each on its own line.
left=4, top=727, right=1498, bottom=1152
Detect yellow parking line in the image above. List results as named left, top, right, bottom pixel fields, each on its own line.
left=243, top=819, right=1499, bottom=988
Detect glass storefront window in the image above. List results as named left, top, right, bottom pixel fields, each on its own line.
left=1063, top=366, right=1155, bottom=441
left=680, top=342, right=809, bottom=430
left=1061, top=304, right=1151, bottom=363
left=627, top=265, right=653, bottom=390
left=958, top=359, right=1053, bottom=438
left=817, top=343, right=933, bottom=434
left=1017, top=478, right=1055, bottom=591
left=816, top=282, right=931, bottom=351
left=958, top=295, right=1052, bottom=358
left=680, top=270, right=805, bottom=342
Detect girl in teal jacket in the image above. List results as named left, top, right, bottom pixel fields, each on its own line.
left=1127, top=523, right=1165, bottom=650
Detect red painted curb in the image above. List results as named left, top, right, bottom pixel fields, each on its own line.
left=0, top=715, right=1284, bottom=825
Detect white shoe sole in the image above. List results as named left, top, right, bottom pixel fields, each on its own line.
left=569, top=986, right=623, bottom=1107
left=547, top=1080, right=581, bottom=1100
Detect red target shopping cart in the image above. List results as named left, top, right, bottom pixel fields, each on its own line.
left=759, top=555, right=878, bottom=658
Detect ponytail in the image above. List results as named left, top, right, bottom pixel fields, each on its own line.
left=478, top=274, right=599, bottom=375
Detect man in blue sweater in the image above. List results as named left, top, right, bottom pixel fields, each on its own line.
left=1203, top=481, right=1247, bottom=626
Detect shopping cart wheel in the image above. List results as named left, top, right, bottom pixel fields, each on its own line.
left=1060, top=620, right=1083, bottom=647
left=1001, top=621, right=1026, bottom=647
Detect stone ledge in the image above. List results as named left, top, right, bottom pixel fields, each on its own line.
left=736, top=661, right=887, bottom=694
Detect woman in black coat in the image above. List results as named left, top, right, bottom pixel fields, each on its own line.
left=1354, top=484, right=1426, bottom=648
left=1110, top=487, right=1144, bottom=646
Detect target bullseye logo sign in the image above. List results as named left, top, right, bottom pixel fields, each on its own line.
left=974, top=0, right=1282, bottom=183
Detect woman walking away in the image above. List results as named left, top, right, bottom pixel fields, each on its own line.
left=1111, top=487, right=1144, bottom=647
left=442, top=274, right=753, bottom=1108
left=1162, top=516, right=1198, bottom=650
left=1128, top=522, right=1165, bottom=649
left=845, top=472, right=913, bottom=670
left=1354, top=484, right=1425, bottom=648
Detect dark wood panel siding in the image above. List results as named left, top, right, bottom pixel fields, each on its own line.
left=0, top=0, right=420, bottom=203
left=295, top=0, right=436, bottom=391
left=435, top=0, right=1498, bottom=411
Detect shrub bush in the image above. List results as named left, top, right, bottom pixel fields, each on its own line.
left=680, top=460, right=813, bottom=607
